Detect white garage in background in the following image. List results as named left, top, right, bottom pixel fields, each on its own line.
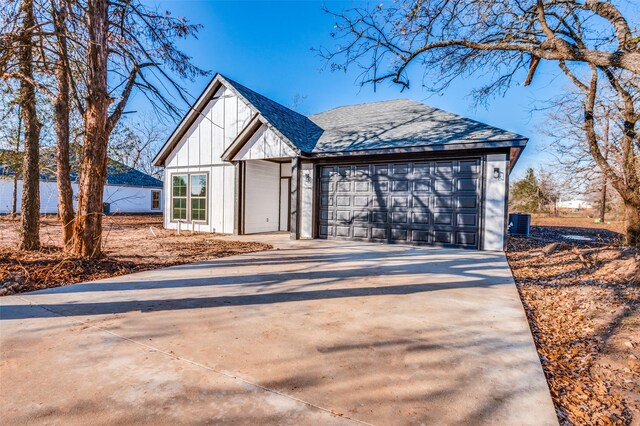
left=153, top=73, right=528, bottom=251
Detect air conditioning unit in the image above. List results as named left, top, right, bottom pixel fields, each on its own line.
left=508, top=213, right=530, bottom=237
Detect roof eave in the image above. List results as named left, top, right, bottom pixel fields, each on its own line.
left=152, top=73, right=225, bottom=167
left=307, top=138, right=528, bottom=158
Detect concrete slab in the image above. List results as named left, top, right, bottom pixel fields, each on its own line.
left=0, top=237, right=558, bottom=425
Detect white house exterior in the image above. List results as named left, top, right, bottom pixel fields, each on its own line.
left=0, top=157, right=163, bottom=215
left=557, top=199, right=594, bottom=210
left=153, top=74, right=528, bottom=251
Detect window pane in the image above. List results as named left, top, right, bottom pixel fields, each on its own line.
left=191, top=198, right=206, bottom=221
left=151, top=191, right=160, bottom=209
left=172, top=175, right=187, bottom=197
left=191, top=174, right=206, bottom=197
left=172, top=198, right=186, bottom=220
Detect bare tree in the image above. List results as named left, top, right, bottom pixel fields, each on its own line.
left=109, top=112, right=168, bottom=179
left=70, top=0, right=206, bottom=257
left=322, top=0, right=640, bottom=245
left=51, top=0, right=75, bottom=248
left=15, top=0, right=42, bottom=250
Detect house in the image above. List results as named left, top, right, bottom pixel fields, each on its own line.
left=153, top=74, right=528, bottom=250
left=0, top=150, right=163, bottom=215
left=557, top=198, right=594, bottom=210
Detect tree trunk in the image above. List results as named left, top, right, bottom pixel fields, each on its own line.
left=71, top=0, right=109, bottom=258
left=624, top=202, right=640, bottom=247
left=18, top=0, right=41, bottom=251
left=599, top=179, right=607, bottom=223
left=11, top=110, right=22, bottom=219
left=53, top=2, right=75, bottom=249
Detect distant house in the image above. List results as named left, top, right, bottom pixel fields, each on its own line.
left=152, top=73, right=529, bottom=251
left=0, top=150, right=163, bottom=215
left=557, top=199, right=594, bottom=210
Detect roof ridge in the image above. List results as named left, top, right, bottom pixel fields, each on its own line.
left=309, top=98, right=415, bottom=117
left=220, top=75, right=309, bottom=121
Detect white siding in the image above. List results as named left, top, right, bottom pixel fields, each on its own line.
left=162, top=85, right=257, bottom=234
left=482, top=154, right=509, bottom=251
left=244, top=160, right=280, bottom=234
left=233, top=125, right=296, bottom=161
left=300, top=162, right=315, bottom=239
left=0, top=179, right=161, bottom=215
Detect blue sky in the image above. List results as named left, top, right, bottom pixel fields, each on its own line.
left=133, top=0, right=572, bottom=176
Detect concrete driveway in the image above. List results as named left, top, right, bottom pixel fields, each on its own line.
left=0, top=236, right=557, bottom=425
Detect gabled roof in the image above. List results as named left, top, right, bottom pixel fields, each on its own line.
left=0, top=149, right=162, bottom=188
left=222, top=77, right=323, bottom=153
left=153, top=74, right=528, bottom=165
left=153, top=73, right=321, bottom=166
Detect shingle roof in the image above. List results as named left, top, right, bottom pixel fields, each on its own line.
left=307, top=99, right=527, bottom=154
left=153, top=73, right=528, bottom=165
left=222, top=76, right=323, bottom=153
left=0, top=149, right=162, bottom=188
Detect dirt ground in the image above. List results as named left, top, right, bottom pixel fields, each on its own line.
left=531, top=215, right=627, bottom=235
left=506, top=220, right=639, bottom=425
left=0, top=215, right=271, bottom=295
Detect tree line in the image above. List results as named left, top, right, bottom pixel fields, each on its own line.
left=322, top=0, right=640, bottom=246
left=1, top=0, right=204, bottom=258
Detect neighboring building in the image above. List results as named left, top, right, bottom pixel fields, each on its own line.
left=0, top=151, right=163, bottom=215
left=153, top=73, right=528, bottom=250
left=557, top=198, right=594, bottom=210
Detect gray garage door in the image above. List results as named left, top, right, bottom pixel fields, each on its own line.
left=318, top=159, right=482, bottom=248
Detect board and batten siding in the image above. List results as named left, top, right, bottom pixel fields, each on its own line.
left=0, top=179, right=161, bottom=214
left=232, top=125, right=296, bottom=161
left=163, top=86, right=251, bottom=233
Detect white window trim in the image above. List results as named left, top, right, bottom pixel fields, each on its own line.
left=170, top=172, right=209, bottom=224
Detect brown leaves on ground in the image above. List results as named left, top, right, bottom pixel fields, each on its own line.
left=507, top=225, right=639, bottom=425
left=0, top=215, right=271, bottom=296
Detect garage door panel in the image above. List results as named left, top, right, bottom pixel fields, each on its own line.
left=434, top=179, right=454, bottom=193
left=457, top=196, right=478, bottom=209
left=411, top=230, right=431, bottom=243
left=412, top=212, right=430, bottom=224
left=318, top=159, right=480, bottom=249
left=457, top=178, right=478, bottom=192
left=390, top=228, right=408, bottom=241
left=371, top=197, right=389, bottom=208
left=456, top=231, right=477, bottom=246
left=372, top=211, right=388, bottom=223
left=371, top=227, right=387, bottom=239
left=353, top=226, right=369, bottom=238
left=413, top=179, right=431, bottom=192
left=353, top=195, right=369, bottom=207
left=354, top=181, right=369, bottom=192
left=391, top=212, right=409, bottom=224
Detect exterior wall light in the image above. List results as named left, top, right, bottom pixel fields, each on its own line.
left=493, top=167, right=504, bottom=180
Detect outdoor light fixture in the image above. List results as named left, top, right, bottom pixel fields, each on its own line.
left=493, top=167, right=504, bottom=180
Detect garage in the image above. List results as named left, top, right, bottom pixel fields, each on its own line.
left=318, top=158, right=482, bottom=248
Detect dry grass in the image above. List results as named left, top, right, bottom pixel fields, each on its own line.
left=0, top=215, right=271, bottom=295
left=507, top=223, right=639, bottom=425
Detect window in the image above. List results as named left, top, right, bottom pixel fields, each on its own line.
left=171, top=173, right=207, bottom=222
left=172, top=175, right=187, bottom=220
left=151, top=190, right=161, bottom=210
left=190, top=174, right=207, bottom=221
